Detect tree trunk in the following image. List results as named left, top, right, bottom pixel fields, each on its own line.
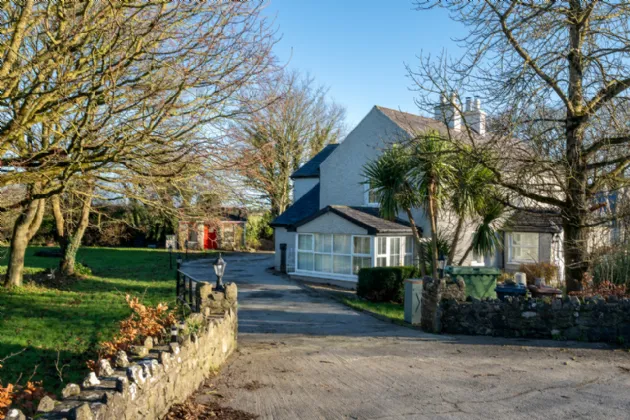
left=563, top=107, right=589, bottom=293
left=51, top=195, right=68, bottom=255
left=405, top=208, right=427, bottom=277
left=563, top=7, right=589, bottom=293
left=448, top=216, right=464, bottom=265
left=4, top=199, right=45, bottom=287
left=427, top=180, right=439, bottom=280
left=58, top=188, right=94, bottom=276
left=458, top=243, right=473, bottom=267
left=563, top=205, right=589, bottom=292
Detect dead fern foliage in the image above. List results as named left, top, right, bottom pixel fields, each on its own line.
left=569, top=278, right=629, bottom=299
left=88, top=295, right=176, bottom=372
left=10, top=381, right=50, bottom=417
left=0, top=382, right=13, bottom=420
left=0, top=368, right=50, bottom=420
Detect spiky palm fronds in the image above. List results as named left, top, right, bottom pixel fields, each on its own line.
left=362, top=145, right=420, bottom=221
left=409, top=130, right=456, bottom=212
left=471, top=200, right=505, bottom=257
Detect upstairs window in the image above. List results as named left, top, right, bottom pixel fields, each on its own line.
left=364, top=180, right=379, bottom=207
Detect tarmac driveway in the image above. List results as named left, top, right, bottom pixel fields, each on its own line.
left=181, top=254, right=630, bottom=420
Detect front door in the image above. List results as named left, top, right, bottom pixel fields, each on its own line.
left=204, top=226, right=218, bottom=250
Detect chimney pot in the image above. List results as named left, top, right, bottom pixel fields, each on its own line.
left=465, top=97, right=472, bottom=112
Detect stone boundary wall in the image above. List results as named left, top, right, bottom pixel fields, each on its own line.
left=7, top=284, right=238, bottom=420
left=440, top=296, right=630, bottom=343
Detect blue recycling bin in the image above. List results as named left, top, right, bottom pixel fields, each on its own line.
left=495, top=283, right=528, bottom=301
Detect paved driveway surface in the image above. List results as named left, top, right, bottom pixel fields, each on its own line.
left=181, top=254, right=630, bottom=420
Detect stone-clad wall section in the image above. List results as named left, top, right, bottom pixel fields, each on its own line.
left=440, top=296, right=630, bottom=343
left=29, top=285, right=238, bottom=420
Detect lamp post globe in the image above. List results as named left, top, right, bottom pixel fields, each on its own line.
left=213, top=253, right=227, bottom=291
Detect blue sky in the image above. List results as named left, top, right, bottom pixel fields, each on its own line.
left=264, top=0, right=467, bottom=127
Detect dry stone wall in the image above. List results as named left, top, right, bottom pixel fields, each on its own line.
left=440, top=295, right=630, bottom=343
left=18, top=283, right=239, bottom=420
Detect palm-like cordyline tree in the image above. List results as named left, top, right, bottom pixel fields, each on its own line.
left=458, top=200, right=505, bottom=266
left=362, top=145, right=428, bottom=276
left=410, top=130, right=455, bottom=279
left=447, top=149, right=495, bottom=264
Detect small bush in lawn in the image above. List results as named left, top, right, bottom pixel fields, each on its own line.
left=74, top=262, right=92, bottom=277
left=357, top=266, right=417, bottom=304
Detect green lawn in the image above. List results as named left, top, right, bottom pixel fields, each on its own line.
left=340, top=297, right=405, bottom=324
left=0, top=246, right=217, bottom=395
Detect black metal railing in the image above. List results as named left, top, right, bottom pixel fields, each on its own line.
left=176, top=266, right=203, bottom=313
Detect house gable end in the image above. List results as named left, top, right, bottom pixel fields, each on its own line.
left=318, top=106, right=410, bottom=209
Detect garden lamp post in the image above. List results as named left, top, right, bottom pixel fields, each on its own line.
left=213, top=253, right=227, bottom=292
left=438, top=254, right=446, bottom=279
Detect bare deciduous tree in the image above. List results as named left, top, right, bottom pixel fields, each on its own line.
left=411, top=0, right=630, bottom=291
left=1, top=0, right=277, bottom=286
left=233, top=71, right=346, bottom=216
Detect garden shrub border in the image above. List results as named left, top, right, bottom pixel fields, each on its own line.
left=357, top=266, right=417, bottom=304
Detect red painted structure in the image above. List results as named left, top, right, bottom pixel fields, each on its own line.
left=204, top=226, right=218, bottom=250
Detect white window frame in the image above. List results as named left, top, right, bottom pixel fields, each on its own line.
left=352, top=236, right=372, bottom=274
left=507, top=232, right=539, bottom=264
left=364, top=180, right=379, bottom=207
left=297, top=233, right=315, bottom=271
left=404, top=236, right=414, bottom=266
left=294, top=233, right=374, bottom=280
left=376, top=237, right=388, bottom=267
left=375, top=236, right=415, bottom=267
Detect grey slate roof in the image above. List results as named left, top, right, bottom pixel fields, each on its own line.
left=292, top=205, right=415, bottom=235
left=270, top=183, right=320, bottom=227
left=291, top=144, right=339, bottom=179
left=375, top=105, right=497, bottom=145
left=503, top=209, right=563, bottom=234
left=376, top=106, right=446, bottom=136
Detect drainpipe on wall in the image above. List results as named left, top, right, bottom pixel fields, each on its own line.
left=280, top=243, right=287, bottom=273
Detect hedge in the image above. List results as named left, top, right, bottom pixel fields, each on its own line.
left=356, top=266, right=418, bottom=304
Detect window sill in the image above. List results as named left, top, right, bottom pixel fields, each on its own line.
left=507, top=259, right=538, bottom=265
left=290, top=270, right=358, bottom=282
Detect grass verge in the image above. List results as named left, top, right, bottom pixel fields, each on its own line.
left=0, top=246, right=218, bottom=395
left=339, top=297, right=405, bottom=325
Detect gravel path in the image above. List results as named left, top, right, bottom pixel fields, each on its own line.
left=181, top=255, right=630, bottom=420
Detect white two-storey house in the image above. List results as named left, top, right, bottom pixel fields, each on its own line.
left=271, top=102, right=565, bottom=288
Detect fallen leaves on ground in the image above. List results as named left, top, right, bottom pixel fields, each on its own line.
left=163, top=397, right=258, bottom=420
left=240, top=380, right=266, bottom=391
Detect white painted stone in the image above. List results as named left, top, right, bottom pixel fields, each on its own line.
left=129, top=383, right=138, bottom=401
left=82, top=372, right=101, bottom=388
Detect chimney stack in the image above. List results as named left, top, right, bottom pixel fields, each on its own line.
left=463, top=96, right=486, bottom=135
left=433, top=92, right=462, bottom=131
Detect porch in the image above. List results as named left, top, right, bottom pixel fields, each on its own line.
left=285, top=205, right=416, bottom=286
